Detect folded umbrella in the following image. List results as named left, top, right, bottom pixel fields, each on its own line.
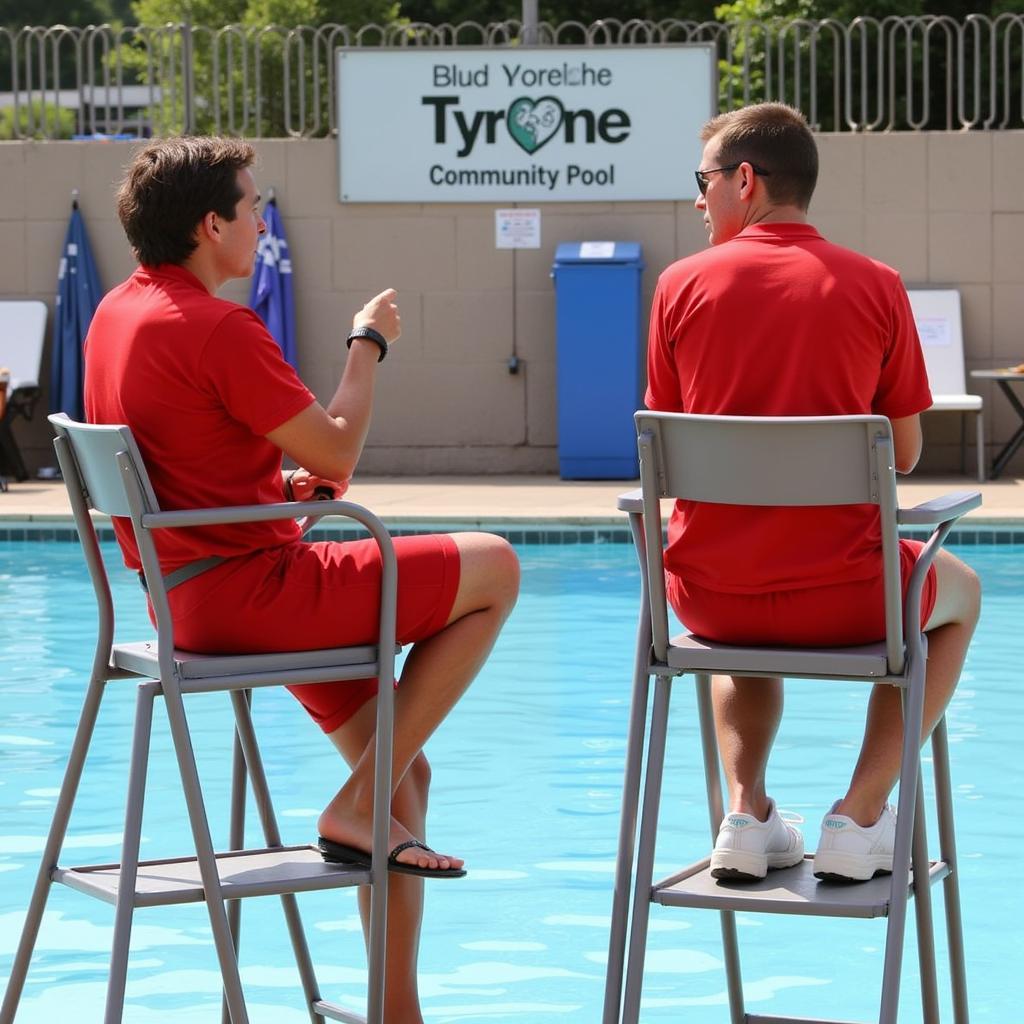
left=249, top=196, right=297, bottom=370
left=51, top=197, right=103, bottom=421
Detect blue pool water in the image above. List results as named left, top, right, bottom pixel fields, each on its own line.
left=0, top=540, right=1021, bottom=1022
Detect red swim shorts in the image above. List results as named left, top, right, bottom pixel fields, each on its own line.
left=168, top=534, right=461, bottom=733
left=666, top=538, right=938, bottom=647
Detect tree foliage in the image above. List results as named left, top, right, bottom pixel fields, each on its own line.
left=8, top=0, right=1023, bottom=30
left=0, top=0, right=134, bottom=28
left=0, top=97, right=75, bottom=137
left=119, top=0, right=397, bottom=137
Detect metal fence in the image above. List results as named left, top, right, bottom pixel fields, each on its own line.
left=1, top=14, right=1022, bottom=139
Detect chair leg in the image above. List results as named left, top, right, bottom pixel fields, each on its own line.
left=878, top=674, right=927, bottom=1024
left=104, top=683, right=158, bottom=1024
left=0, top=417, right=28, bottom=482
left=931, top=718, right=970, bottom=1023
left=364, top=658, right=396, bottom=1024
left=976, top=409, right=986, bottom=483
left=161, top=682, right=250, bottom=1024
left=0, top=676, right=108, bottom=1024
left=911, top=774, right=940, bottom=1024
left=694, top=674, right=745, bottom=1024
left=960, top=412, right=968, bottom=477
left=228, top=690, right=326, bottom=1024
left=222, top=699, right=250, bottom=1024
left=621, top=674, right=673, bottom=1024
left=602, top=615, right=654, bottom=1024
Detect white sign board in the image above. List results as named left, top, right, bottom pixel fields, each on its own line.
left=906, top=288, right=967, bottom=395
left=337, top=46, right=715, bottom=203
left=495, top=208, right=541, bottom=248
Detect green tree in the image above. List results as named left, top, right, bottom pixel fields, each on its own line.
left=396, top=0, right=722, bottom=29
left=0, top=96, right=75, bottom=137
left=123, top=0, right=397, bottom=136
left=710, top=0, right=1024, bottom=129
left=1, top=0, right=135, bottom=27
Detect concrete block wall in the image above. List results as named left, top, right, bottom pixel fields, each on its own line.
left=1, top=131, right=1022, bottom=477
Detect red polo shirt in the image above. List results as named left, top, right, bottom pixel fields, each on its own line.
left=645, top=223, right=932, bottom=594
left=84, top=263, right=315, bottom=573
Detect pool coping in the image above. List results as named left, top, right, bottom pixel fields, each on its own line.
left=3, top=514, right=1024, bottom=546
left=3, top=475, right=1024, bottom=544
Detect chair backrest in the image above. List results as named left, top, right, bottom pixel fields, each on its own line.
left=49, top=412, right=188, bottom=678
left=47, top=414, right=166, bottom=670
left=634, top=412, right=904, bottom=671
left=49, top=413, right=161, bottom=517
left=906, top=288, right=967, bottom=396
left=0, top=301, right=47, bottom=392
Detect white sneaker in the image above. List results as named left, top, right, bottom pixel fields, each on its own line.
left=709, top=800, right=805, bottom=881
left=812, top=801, right=896, bottom=882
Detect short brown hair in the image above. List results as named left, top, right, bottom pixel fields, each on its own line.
left=116, top=136, right=256, bottom=266
left=701, top=103, right=818, bottom=210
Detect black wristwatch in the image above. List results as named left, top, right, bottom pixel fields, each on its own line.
left=347, top=326, right=388, bottom=362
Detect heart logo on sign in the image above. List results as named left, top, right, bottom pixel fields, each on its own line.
left=506, top=96, right=565, bottom=154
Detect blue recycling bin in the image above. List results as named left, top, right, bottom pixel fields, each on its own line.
left=551, top=241, right=645, bottom=479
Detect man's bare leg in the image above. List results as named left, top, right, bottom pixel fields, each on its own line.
left=836, top=548, right=980, bottom=826
left=318, top=531, right=519, bottom=865
left=713, top=674, right=783, bottom=821
left=316, top=532, right=518, bottom=1021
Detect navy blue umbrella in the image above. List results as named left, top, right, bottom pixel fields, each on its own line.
left=249, top=196, right=297, bottom=370
left=51, top=197, right=103, bottom=421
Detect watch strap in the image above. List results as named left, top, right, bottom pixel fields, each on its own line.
left=346, top=326, right=388, bottom=362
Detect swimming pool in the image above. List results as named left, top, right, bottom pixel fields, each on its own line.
left=0, top=540, right=1019, bottom=1022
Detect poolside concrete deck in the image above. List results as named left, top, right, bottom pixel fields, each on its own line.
left=2, top=474, right=1023, bottom=524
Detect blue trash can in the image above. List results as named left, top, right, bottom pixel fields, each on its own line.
left=551, top=241, right=645, bottom=479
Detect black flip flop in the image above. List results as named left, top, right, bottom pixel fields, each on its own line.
left=317, top=836, right=466, bottom=879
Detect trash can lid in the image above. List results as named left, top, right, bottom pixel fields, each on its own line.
left=552, top=241, right=644, bottom=266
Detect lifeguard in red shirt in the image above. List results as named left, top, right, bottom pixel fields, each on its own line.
left=85, top=137, right=520, bottom=1024
left=645, top=103, right=980, bottom=884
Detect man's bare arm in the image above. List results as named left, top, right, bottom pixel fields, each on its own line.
left=891, top=413, right=923, bottom=474
left=266, top=288, right=400, bottom=482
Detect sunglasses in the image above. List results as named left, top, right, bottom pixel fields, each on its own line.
left=694, top=162, right=772, bottom=196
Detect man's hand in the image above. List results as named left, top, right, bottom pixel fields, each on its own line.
left=353, top=288, right=401, bottom=345
left=286, top=467, right=349, bottom=502
left=268, top=288, right=399, bottom=483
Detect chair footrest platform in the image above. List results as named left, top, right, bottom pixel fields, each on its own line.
left=651, top=856, right=947, bottom=919
left=744, top=1014, right=869, bottom=1023
left=53, top=844, right=370, bottom=908
left=313, top=999, right=367, bottom=1023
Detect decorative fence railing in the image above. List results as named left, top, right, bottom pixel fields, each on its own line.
left=0, top=15, right=1022, bottom=139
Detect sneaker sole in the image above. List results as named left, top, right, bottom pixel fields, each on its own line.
left=812, top=851, right=893, bottom=883
left=710, top=848, right=804, bottom=882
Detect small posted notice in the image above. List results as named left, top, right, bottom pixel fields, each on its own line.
left=579, top=241, right=616, bottom=259
left=916, top=316, right=952, bottom=347
left=495, top=208, right=541, bottom=249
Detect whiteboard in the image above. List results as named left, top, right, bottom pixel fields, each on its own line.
left=906, top=288, right=966, bottom=396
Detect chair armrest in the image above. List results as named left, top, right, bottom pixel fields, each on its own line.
left=897, top=490, right=981, bottom=526
left=617, top=488, right=644, bottom=513
left=142, top=499, right=380, bottom=531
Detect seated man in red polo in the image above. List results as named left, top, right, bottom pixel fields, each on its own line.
left=84, top=136, right=520, bottom=1023
left=646, top=103, right=980, bottom=883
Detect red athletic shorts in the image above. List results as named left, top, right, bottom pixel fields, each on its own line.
left=666, top=538, right=937, bottom=647
left=166, top=534, right=461, bottom=733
